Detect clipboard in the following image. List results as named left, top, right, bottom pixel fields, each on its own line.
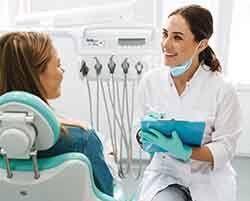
left=141, top=119, right=205, bottom=146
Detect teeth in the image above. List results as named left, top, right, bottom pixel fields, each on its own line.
left=162, top=48, right=176, bottom=56
left=164, top=52, right=176, bottom=56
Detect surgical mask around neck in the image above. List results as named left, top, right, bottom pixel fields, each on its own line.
left=170, top=58, right=192, bottom=77
left=170, top=41, right=202, bottom=77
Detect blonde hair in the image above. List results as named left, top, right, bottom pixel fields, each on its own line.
left=0, top=31, right=67, bottom=133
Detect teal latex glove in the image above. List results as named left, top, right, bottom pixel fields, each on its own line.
left=140, top=111, right=166, bottom=156
left=141, top=129, right=192, bottom=161
left=139, top=131, right=165, bottom=156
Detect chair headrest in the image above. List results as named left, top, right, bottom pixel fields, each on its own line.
left=0, top=91, right=60, bottom=159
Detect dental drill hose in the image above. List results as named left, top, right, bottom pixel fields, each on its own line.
left=80, top=59, right=94, bottom=128
left=93, top=57, right=103, bottom=131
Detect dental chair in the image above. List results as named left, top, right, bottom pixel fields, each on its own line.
left=0, top=91, right=126, bottom=201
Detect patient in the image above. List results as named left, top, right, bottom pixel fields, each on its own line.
left=0, top=32, right=113, bottom=196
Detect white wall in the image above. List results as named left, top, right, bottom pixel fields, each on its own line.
left=0, top=0, right=9, bottom=27
left=236, top=90, right=250, bottom=156
left=29, top=0, right=154, bottom=25
left=30, top=0, right=125, bottom=12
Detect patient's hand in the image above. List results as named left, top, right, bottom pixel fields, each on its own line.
left=57, top=116, right=90, bottom=130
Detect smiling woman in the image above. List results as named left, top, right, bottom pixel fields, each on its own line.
left=135, top=4, right=242, bottom=201
left=39, top=48, right=64, bottom=99
left=0, top=32, right=114, bottom=196
left=161, top=6, right=220, bottom=74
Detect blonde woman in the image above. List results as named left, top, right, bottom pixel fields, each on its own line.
left=0, top=32, right=113, bottom=196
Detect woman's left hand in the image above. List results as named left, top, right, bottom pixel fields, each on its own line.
left=141, top=129, right=192, bottom=161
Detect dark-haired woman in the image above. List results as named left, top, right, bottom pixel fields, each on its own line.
left=135, top=5, right=242, bottom=201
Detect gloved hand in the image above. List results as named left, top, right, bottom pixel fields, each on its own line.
left=139, top=130, right=166, bottom=155
left=141, top=128, right=192, bottom=161
left=139, top=112, right=165, bottom=156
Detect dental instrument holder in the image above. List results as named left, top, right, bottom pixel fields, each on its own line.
left=0, top=113, right=40, bottom=179
left=107, top=55, right=116, bottom=74
left=93, top=57, right=103, bottom=75
left=77, top=25, right=159, bottom=173
left=135, top=61, right=143, bottom=75
left=80, top=59, right=89, bottom=77
left=141, top=119, right=206, bottom=147
left=121, top=58, right=129, bottom=74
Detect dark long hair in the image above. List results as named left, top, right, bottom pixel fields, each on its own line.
left=169, top=4, right=221, bottom=72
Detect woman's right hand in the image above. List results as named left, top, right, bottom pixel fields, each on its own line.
left=141, top=129, right=192, bottom=161
left=57, top=116, right=90, bottom=130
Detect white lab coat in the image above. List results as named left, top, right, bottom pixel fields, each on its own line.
left=135, top=65, right=242, bottom=201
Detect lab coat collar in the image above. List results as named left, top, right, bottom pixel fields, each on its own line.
left=166, top=63, right=210, bottom=89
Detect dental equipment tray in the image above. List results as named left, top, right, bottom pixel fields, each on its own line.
left=141, top=119, right=206, bottom=146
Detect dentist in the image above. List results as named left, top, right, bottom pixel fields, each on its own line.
left=135, top=4, right=242, bottom=201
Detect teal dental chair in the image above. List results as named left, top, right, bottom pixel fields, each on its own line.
left=0, top=91, right=126, bottom=201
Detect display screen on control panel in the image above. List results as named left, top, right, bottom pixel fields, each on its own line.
left=118, top=38, right=146, bottom=46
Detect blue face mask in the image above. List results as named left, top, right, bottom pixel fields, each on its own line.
left=170, top=58, right=192, bottom=77
left=170, top=41, right=202, bottom=77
